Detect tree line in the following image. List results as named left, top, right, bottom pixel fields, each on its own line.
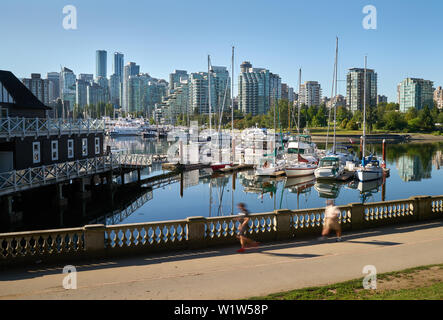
left=178, top=100, right=443, bottom=134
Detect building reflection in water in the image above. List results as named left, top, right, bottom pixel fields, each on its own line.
left=396, top=154, right=432, bottom=182
left=433, top=150, right=443, bottom=170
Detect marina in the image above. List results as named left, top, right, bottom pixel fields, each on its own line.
left=1, top=134, right=442, bottom=233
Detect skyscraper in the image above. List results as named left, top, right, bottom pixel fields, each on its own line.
left=113, top=52, right=124, bottom=82
left=434, top=86, right=443, bottom=110
left=169, top=70, right=188, bottom=93
left=238, top=61, right=281, bottom=116
left=47, top=72, right=60, bottom=103
left=122, top=62, right=140, bottom=111
left=75, top=79, right=88, bottom=108
left=78, top=73, right=93, bottom=84
left=299, top=81, right=322, bottom=107
left=398, top=78, right=434, bottom=112
left=96, top=50, right=107, bottom=79
left=346, top=68, right=377, bottom=113
left=109, top=73, right=121, bottom=106
left=22, top=74, right=50, bottom=105
left=60, top=67, right=76, bottom=112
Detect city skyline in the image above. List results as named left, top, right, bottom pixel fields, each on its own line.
left=2, top=0, right=443, bottom=102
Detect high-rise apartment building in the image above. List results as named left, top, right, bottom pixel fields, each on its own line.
left=113, top=52, right=124, bottom=82
left=299, top=81, right=322, bottom=107
left=210, top=66, right=231, bottom=113
left=163, top=80, right=190, bottom=123
left=109, top=74, right=122, bottom=106
left=96, top=50, right=107, bottom=79
left=122, top=62, right=140, bottom=111
left=398, top=78, right=434, bottom=112
left=169, top=70, right=188, bottom=93
left=127, top=74, right=167, bottom=114
left=377, top=95, right=388, bottom=104
left=87, top=82, right=107, bottom=107
left=75, top=79, right=88, bottom=108
left=238, top=61, right=280, bottom=116
left=47, top=72, right=60, bottom=103
left=188, top=67, right=231, bottom=115
left=346, top=68, right=377, bottom=113
left=434, top=86, right=443, bottom=110
left=60, top=67, right=76, bottom=112
left=78, top=74, right=93, bottom=84
left=22, top=74, right=50, bottom=105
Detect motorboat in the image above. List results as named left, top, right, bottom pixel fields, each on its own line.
left=314, top=156, right=344, bottom=180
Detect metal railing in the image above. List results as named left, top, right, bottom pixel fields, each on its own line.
left=0, top=153, right=152, bottom=196
left=0, top=117, right=105, bottom=139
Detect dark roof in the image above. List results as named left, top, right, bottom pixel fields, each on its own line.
left=0, top=70, right=51, bottom=110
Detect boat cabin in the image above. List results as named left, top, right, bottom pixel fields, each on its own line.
left=319, top=157, right=340, bottom=168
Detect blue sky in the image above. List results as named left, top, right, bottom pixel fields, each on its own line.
left=1, top=0, right=442, bottom=101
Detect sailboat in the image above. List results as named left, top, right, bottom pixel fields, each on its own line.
left=285, top=68, right=318, bottom=178
left=208, top=53, right=233, bottom=171
left=255, top=91, right=285, bottom=176
left=356, top=56, right=383, bottom=182
left=314, top=37, right=345, bottom=180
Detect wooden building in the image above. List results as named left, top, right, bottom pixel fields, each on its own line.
left=0, top=70, right=105, bottom=173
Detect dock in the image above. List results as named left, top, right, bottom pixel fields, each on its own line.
left=218, top=164, right=255, bottom=173
left=261, top=170, right=286, bottom=178
left=161, top=163, right=210, bottom=172
left=336, top=170, right=356, bottom=181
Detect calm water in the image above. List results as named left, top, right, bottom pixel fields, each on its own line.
left=106, top=136, right=443, bottom=225
left=3, top=137, right=442, bottom=233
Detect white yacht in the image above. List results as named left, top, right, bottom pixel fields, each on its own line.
left=355, top=56, right=384, bottom=182
left=314, top=156, right=344, bottom=180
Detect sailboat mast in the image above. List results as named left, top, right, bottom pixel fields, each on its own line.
left=333, top=37, right=338, bottom=154
left=363, top=55, right=367, bottom=164
left=297, top=68, right=301, bottom=137
left=273, top=90, right=276, bottom=166
left=208, top=55, right=212, bottom=133
left=231, top=46, right=235, bottom=163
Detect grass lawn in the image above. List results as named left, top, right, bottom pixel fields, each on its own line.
left=249, top=264, right=443, bottom=300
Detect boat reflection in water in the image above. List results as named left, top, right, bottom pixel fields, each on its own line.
left=314, top=181, right=343, bottom=199
left=347, top=178, right=384, bottom=203
left=285, top=176, right=316, bottom=194
left=285, top=175, right=316, bottom=209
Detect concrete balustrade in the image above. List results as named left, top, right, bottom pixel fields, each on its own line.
left=1, top=195, right=442, bottom=268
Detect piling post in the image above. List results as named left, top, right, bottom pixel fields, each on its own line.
left=382, top=139, right=386, bottom=168
left=55, top=183, right=68, bottom=207
left=180, top=172, right=184, bottom=198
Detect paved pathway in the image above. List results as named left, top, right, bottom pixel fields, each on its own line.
left=1, top=220, right=443, bottom=300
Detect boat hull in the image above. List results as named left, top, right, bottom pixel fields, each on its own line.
left=285, top=166, right=317, bottom=178
left=356, top=168, right=383, bottom=182
left=314, top=167, right=343, bottom=180
left=211, top=164, right=232, bottom=171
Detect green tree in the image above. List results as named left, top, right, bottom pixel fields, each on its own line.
left=418, top=106, right=435, bottom=132
left=383, top=111, right=407, bottom=131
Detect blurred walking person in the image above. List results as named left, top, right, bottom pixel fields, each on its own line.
left=319, top=200, right=343, bottom=242
left=235, top=203, right=259, bottom=253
